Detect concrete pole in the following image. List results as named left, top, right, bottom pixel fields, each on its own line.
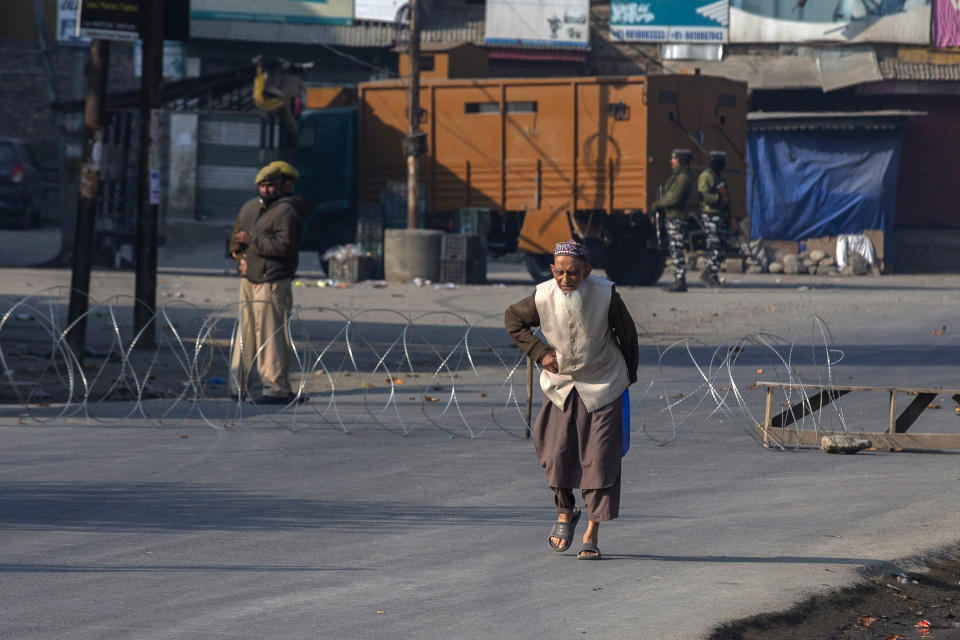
left=66, top=39, right=111, bottom=360
left=134, top=0, right=165, bottom=348
left=406, top=0, right=421, bottom=229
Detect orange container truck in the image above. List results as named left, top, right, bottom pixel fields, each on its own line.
left=358, top=73, right=747, bottom=285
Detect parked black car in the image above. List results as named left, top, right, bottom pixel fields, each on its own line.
left=0, top=137, right=43, bottom=228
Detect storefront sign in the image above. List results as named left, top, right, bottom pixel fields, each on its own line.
left=485, top=0, right=590, bottom=48
left=729, top=0, right=930, bottom=43
left=355, top=0, right=404, bottom=22
left=77, top=0, right=142, bottom=42
left=611, top=0, right=727, bottom=43
left=191, top=0, right=353, bottom=24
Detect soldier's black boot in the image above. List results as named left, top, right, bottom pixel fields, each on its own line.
left=667, top=277, right=687, bottom=292
left=700, top=270, right=722, bottom=288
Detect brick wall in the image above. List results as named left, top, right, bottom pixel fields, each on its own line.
left=0, top=39, right=136, bottom=164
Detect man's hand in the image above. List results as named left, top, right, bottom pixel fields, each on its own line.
left=539, top=350, right=559, bottom=374
left=238, top=254, right=247, bottom=277
left=232, top=231, right=251, bottom=247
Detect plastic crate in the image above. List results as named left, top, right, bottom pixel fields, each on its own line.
left=442, top=233, right=485, bottom=261
left=440, top=258, right=486, bottom=284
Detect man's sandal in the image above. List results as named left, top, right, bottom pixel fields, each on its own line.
left=577, top=542, right=602, bottom=560
left=547, top=506, right=581, bottom=552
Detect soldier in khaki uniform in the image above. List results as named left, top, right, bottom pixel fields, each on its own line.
left=229, top=161, right=306, bottom=404
left=698, top=151, right=733, bottom=288
left=651, top=149, right=693, bottom=292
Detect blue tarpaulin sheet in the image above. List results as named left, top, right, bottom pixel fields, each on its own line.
left=747, top=129, right=903, bottom=266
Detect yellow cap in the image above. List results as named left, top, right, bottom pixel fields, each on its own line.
left=255, top=160, right=300, bottom=184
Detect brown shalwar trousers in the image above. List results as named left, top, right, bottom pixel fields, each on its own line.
left=534, top=388, right=623, bottom=523
left=229, top=278, right=293, bottom=399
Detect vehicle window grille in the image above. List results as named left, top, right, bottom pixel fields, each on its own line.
left=506, top=101, right=537, bottom=114
left=465, top=102, right=500, bottom=114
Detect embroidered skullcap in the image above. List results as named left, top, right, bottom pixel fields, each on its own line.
left=671, top=148, right=692, bottom=163
left=553, top=240, right=589, bottom=263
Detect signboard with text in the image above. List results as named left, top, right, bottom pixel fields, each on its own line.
left=57, top=0, right=89, bottom=43
left=191, top=0, right=353, bottom=24
left=729, top=0, right=930, bottom=43
left=485, top=0, right=590, bottom=48
left=355, top=0, right=404, bottom=22
left=77, top=0, right=142, bottom=41
left=610, top=0, right=727, bottom=43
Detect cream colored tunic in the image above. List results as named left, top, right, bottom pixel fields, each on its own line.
left=533, top=275, right=630, bottom=413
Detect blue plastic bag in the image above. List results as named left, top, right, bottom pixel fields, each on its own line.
left=621, top=389, right=630, bottom=457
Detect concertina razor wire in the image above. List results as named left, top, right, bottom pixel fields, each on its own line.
left=1, top=287, right=851, bottom=447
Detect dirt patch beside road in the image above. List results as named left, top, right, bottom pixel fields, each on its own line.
left=711, top=548, right=960, bottom=640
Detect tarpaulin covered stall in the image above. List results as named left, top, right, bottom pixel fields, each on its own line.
left=746, top=111, right=917, bottom=267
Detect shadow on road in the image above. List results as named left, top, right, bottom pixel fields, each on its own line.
left=0, top=481, right=538, bottom=533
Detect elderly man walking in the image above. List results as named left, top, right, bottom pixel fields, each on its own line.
left=505, top=241, right=639, bottom=560
left=228, top=160, right=306, bottom=405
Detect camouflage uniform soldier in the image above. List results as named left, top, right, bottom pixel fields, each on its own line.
left=698, top=151, right=732, bottom=289
left=651, top=149, right=693, bottom=292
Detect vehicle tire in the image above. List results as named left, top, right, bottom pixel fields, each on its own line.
left=603, top=244, right=665, bottom=287
left=524, top=254, right=553, bottom=283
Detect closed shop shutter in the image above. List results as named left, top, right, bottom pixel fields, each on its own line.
left=895, top=98, right=960, bottom=229
left=195, top=113, right=263, bottom=220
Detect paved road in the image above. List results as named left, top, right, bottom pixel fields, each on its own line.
left=2, top=261, right=959, bottom=639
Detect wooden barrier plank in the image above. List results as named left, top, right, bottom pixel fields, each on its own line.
left=771, top=388, right=850, bottom=429
left=757, top=426, right=960, bottom=452
left=770, top=389, right=850, bottom=427
left=895, top=392, right=937, bottom=433
left=755, top=381, right=960, bottom=395
left=755, top=381, right=960, bottom=452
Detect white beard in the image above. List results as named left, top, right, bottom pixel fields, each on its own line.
left=553, top=285, right=584, bottom=326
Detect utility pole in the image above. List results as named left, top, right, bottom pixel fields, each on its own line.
left=405, top=0, right=422, bottom=229
left=133, top=0, right=165, bottom=348
left=66, top=39, right=111, bottom=360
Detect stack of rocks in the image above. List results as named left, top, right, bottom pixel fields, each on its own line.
left=774, top=249, right=836, bottom=275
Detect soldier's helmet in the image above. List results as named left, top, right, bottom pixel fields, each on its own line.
left=671, top=148, right=692, bottom=164
left=708, top=151, right=727, bottom=170
left=255, top=160, right=300, bottom=184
